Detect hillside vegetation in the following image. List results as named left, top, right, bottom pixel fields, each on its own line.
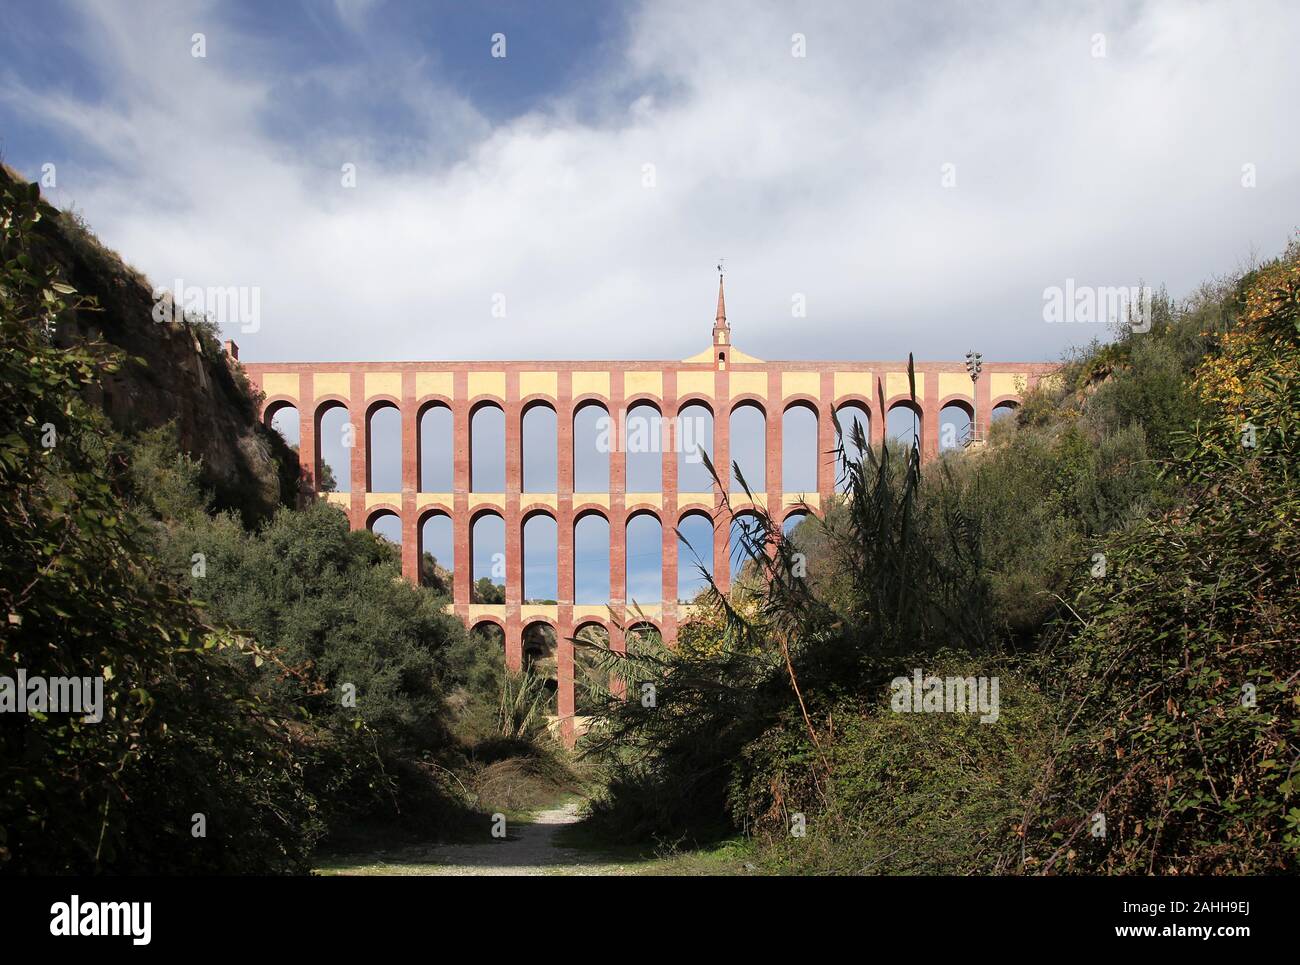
left=0, top=175, right=572, bottom=874
left=580, top=244, right=1299, bottom=874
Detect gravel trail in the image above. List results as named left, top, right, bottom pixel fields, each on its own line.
left=325, top=801, right=638, bottom=876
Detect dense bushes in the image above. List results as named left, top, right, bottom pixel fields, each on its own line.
left=729, top=655, right=1053, bottom=874
left=1015, top=249, right=1300, bottom=873
left=126, top=425, right=537, bottom=844
left=582, top=243, right=1299, bottom=875
left=1, top=179, right=317, bottom=873
left=582, top=389, right=996, bottom=846
left=2, top=178, right=571, bottom=873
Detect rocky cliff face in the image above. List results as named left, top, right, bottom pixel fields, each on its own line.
left=4, top=164, right=294, bottom=523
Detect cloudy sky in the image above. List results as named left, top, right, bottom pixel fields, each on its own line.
left=2, top=0, right=1297, bottom=368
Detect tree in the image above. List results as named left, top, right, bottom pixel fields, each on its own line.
left=0, top=178, right=317, bottom=873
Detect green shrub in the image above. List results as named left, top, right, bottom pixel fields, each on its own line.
left=1, top=178, right=317, bottom=874
left=1016, top=247, right=1300, bottom=874
left=730, top=655, right=1053, bottom=874
left=581, top=249, right=1297, bottom=877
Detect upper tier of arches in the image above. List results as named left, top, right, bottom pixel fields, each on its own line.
left=263, top=388, right=1030, bottom=496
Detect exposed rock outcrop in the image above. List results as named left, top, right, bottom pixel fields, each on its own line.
left=3, top=164, right=294, bottom=523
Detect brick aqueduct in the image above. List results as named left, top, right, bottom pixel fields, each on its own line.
left=242, top=279, right=1056, bottom=741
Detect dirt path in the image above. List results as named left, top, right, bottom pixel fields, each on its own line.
left=320, top=801, right=640, bottom=876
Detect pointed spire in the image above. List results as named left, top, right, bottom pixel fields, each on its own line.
left=711, top=263, right=731, bottom=368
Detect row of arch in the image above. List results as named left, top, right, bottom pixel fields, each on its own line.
left=466, top=618, right=663, bottom=715
left=365, top=505, right=812, bottom=604
left=265, top=396, right=1021, bottom=494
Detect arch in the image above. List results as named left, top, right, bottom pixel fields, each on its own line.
left=315, top=400, right=351, bottom=492
left=573, top=400, right=611, bottom=492
left=782, top=508, right=811, bottom=535
left=991, top=398, right=1021, bottom=422
left=834, top=400, right=871, bottom=448
left=729, top=400, right=767, bottom=493
left=470, top=620, right=506, bottom=660
left=676, top=494, right=714, bottom=517
left=676, top=509, right=714, bottom=602
left=625, top=620, right=662, bottom=648
left=939, top=400, right=974, bottom=452
left=781, top=510, right=812, bottom=556
left=574, top=510, right=611, bottom=605
left=572, top=621, right=611, bottom=715
left=263, top=397, right=297, bottom=423
left=729, top=509, right=765, bottom=580
left=366, top=508, right=402, bottom=546
left=265, top=400, right=300, bottom=448
left=886, top=400, right=923, bottom=451
left=522, top=401, right=558, bottom=492
left=782, top=401, right=818, bottom=493
left=676, top=401, right=715, bottom=492
left=675, top=396, right=715, bottom=416
left=470, top=401, right=505, bottom=493
left=834, top=401, right=871, bottom=490
left=522, top=510, right=558, bottom=603
left=521, top=620, right=558, bottom=706
left=625, top=511, right=663, bottom=604
left=469, top=510, right=506, bottom=603
left=418, top=401, right=453, bottom=492
left=625, top=401, right=663, bottom=493
left=418, top=510, right=454, bottom=591
left=520, top=624, right=556, bottom=671
left=366, top=400, right=401, bottom=492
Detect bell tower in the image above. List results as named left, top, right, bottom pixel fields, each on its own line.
left=712, top=262, right=730, bottom=370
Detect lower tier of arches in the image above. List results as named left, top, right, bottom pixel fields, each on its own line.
left=464, top=606, right=678, bottom=746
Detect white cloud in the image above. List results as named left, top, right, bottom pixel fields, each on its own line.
left=4, top=0, right=1298, bottom=364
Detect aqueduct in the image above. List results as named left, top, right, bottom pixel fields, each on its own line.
left=239, top=279, right=1056, bottom=742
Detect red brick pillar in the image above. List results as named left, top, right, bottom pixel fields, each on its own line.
left=766, top=371, right=783, bottom=526
left=817, top=372, right=837, bottom=506
left=660, top=372, right=678, bottom=645
left=503, top=624, right=522, bottom=673
left=299, top=398, right=317, bottom=499
left=556, top=613, right=575, bottom=747
left=870, top=378, right=886, bottom=451
left=452, top=373, right=472, bottom=620
left=504, top=374, right=522, bottom=671
left=557, top=374, right=576, bottom=744
left=976, top=371, right=991, bottom=443
left=349, top=372, right=367, bottom=530
left=713, top=374, right=731, bottom=594
left=557, top=374, right=575, bottom=610
left=609, top=377, right=627, bottom=629
left=607, top=620, right=626, bottom=700
left=921, top=369, right=940, bottom=464
left=401, top=373, right=420, bottom=583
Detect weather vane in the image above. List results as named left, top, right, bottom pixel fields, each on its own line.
left=717, top=258, right=725, bottom=277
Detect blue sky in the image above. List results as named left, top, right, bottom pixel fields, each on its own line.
left=5, top=0, right=1299, bottom=600
left=3, top=0, right=1297, bottom=368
